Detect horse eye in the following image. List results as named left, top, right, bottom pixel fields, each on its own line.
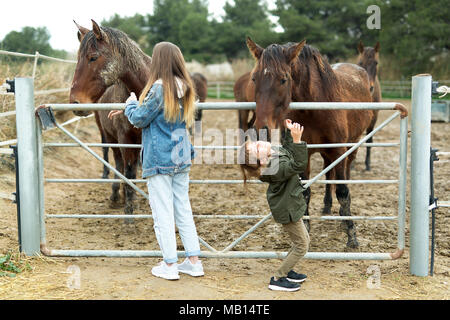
left=89, top=56, right=98, bottom=63
left=252, top=77, right=256, bottom=82
left=281, top=78, right=287, bottom=85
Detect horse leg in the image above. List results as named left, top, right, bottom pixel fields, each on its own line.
left=101, top=132, right=110, bottom=179
left=321, top=154, right=335, bottom=214
left=110, top=146, right=123, bottom=203
left=333, top=150, right=359, bottom=248
left=248, top=111, right=256, bottom=129
left=238, top=110, right=249, bottom=144
left=195, top=109, right=203, bottom=122
left=365, top=112, right=378, bottom=171
left=122, top=148, right=139, bottom=224
left=94, top=112, right=110, bottom=179
left=190, top=109, right=203, bottom=135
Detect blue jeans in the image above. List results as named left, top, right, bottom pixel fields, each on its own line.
left=147, top=171, right=201, bottom=264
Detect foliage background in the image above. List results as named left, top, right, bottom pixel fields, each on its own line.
left=0, top=0, right=449, bottom=79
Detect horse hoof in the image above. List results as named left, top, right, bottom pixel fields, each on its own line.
left=339, top=221, right=348, bottom=232
left=110, top=194, right=120, bottom=203
left=124, top=205, right=134, bottom=216
left=322, top=207, right=331, bottom=215
left=346, top=238, right=359, bottom=248
left=124, top=217, right=134, bottom=225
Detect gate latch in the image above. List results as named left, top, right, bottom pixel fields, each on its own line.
left=0, top=79, right=15, bottom=94
left=35, top=106, right=56, bottom=130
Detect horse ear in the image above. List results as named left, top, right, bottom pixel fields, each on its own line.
left=91, top=19, right=104, bottom=41
left=74, top=20, right=89, bottom=42
left=286, top=40, right=306, bottom=63
left=374, top=41, right=380, bottom=52
left=246, top=37, right=263, bottom=60
left=358, top=40, right=364, bottom=54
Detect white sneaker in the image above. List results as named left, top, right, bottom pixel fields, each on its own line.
left=151, top=261, right=180, bottom=280
left=177, top=258, right=204, bottom=277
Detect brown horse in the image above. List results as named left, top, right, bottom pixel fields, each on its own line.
left=70, top=20, right=151, bottom=219
left=234, top=72, right=256, bottom=142
left=191, top=72, right=208, bottom=122
left=245, top=37, right=374, bottom=248
left=357, top=41, right=381, bottom=171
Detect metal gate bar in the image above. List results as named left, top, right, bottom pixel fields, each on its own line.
left=42, top=108, right=407, bottom=258
left=43, top=142, right=400, bottom=149
left=44, top=178, right=399, bottom=184
left=46, top=101, right=405, bottom=111
left=45, top=214, right=398, bottom=221
left=13, top=77, right=409, bottom=262
left=44, top=249, right=395, bottom=260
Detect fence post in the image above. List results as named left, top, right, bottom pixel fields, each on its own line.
left=410, top=74, right=432, bottom=276
left=32, top=51, right=40, bottom=79
left=14, top=77, right=41, bottom=256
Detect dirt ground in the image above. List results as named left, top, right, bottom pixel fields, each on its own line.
left=0, top=98, right=449, bottom=300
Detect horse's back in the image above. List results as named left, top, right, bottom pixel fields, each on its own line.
left=332, top=63, right=372, bottom=102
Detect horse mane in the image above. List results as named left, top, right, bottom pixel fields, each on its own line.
left=259, top=42, right=341, bottom=101
left=259, top=44, right=289, bottom=75
left=79, top=26, right=149, bottom=72
left=296, top=44, right=341, bottom=101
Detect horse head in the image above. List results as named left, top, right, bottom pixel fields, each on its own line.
left=70, top=20, right=126, bottom=116
left=357, top=41, right=380, bottom=93
left=246, top=37, right=306, bottom=133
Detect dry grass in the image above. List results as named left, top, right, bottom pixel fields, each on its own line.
left=230, top=58, right=254, bottom=80
left=0, top=57, right=75, bottom=142
left=0, top=249, right=95, bottom=300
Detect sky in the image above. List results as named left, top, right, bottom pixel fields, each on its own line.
left=0, top=0, right=272, bottom=53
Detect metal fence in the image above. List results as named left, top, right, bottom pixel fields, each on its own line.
left=12, top=77, right=416, bottom=266
left=381, top=80, right=450, bottom=98
left=208, top=81, right=234, bottom=99
left=0, top=50, right=81, bottom=159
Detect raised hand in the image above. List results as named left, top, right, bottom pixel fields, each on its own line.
left=108, top=92, right=137, bottom=119
left=285, top=119, right=304, bottom=143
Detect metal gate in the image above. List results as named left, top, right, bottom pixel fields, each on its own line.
left=14, top=76, right=432, bottom=270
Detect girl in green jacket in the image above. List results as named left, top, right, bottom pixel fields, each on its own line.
left=240, top=119, right=310, bottom=292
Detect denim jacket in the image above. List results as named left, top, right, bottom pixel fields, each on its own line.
left=124, top=82, right=195, bottom=178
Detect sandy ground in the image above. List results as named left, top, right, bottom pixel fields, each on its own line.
left=0, top=98, right=449, bottom=300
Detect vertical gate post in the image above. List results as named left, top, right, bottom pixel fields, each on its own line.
left=410, top=74, right=432, bottom=276
left=14, top=77, right=41, bottom=256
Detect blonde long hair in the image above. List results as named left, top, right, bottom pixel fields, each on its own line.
left=139, top=42, right=196, bottom=127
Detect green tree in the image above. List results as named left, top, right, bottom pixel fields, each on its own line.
left=101, top=13, right=151, bottom=53
left=0, top=26, right=64, bottom=57
left=378, top=0, right=449, bottom=78
left=145, top=0, right=215, bottom=61
left=272, top=0, right=375, bottom=61
left=217, top=0, right=279, bottom=59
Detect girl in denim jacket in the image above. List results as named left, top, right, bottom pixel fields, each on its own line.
left=109, top=42, right=203, bottom=280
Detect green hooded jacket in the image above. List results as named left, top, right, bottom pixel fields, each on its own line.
left=259, top=130, right=308, bottom=224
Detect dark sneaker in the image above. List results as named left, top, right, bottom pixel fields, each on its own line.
left=268, top=277, right=301, bottom=292
left=287, top=270, right=307, bottom=283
